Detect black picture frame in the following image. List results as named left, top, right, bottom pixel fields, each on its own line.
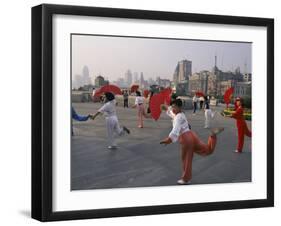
left=32, top=3, right=274, bottom=222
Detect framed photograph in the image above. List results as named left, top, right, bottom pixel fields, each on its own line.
left=32, top=4, right=274, bottom=221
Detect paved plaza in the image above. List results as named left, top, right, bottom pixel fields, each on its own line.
left=71, top=102, right=252, bottom=190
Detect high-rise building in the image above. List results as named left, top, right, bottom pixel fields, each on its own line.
left=125, top=70, right=133, bottom=86
left=173, top=59, right=192, bottom=84
left=82, top=65, right=92, bottom=85
left=133, top=72, right=139, bottom=83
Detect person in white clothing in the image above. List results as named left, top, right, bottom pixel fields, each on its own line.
left=132, top=91, right=149, bottom=128
left=204, top=104, right=216, bottom=129
left=192, top=95, right=198, bottom=114
left=199, top=96, right=205, bottom=109
left=91, top=92, right=130, bottom=149
left=160, top=99, right=224, bottom=185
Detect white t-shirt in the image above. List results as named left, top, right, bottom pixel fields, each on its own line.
left=98, top=100, right=117, bottom=117
left=169, top=112, right=190, bottom=143
left=135, top=96, right=144, bottom=105
left=193, top=96, right=198, bottom=103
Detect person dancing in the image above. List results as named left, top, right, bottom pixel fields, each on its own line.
left=224, top=97, right=251, bottom=153
left=160, top=99, right=224, bottom=185
left=71, top=106, right=91, bottom=136
left=91, top=92, right=130, bottom=149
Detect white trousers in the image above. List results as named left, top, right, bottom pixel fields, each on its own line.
left=204, top=109, right=215, bottom=128
left=105, top=115, right=125, bottom=146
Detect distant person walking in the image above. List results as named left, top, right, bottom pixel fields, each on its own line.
left=132, top=91, right=147, bottom=128
left=91, top=88, right=96, bottom=102
left=123, top=90, right=129, bottom=108
left=192, top=94, right=198, bottom=114
left=199, top=96, right=204, bottom=109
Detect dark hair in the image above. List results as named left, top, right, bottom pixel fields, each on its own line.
left=171, top=98, right=183, bottom=108
left=105, top=92, right=115, bottom=101
left=171, top=93, right=178, bottom=100
left=136, top=91, right=141, bottom=96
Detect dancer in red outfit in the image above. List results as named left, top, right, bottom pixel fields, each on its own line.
left=225, top=97, right=251, bottom=153
left=160, top=99, right=224, bottom=185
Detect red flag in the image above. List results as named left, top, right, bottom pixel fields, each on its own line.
left=130, top=84, right=139, bottom=93
left=94, top=84, right=122, bottom=97
left=149, top=93, right=165, bottom=121
left=224, top=87, right=234, bottom=107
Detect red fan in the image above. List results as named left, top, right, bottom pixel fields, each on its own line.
left=149, top=93, right=165, bottom=121
left=143, top=89, right=150, bottom=98
left=224, top=87, right=234, bottom=108
left=195, top=91, right=204, bottom=97
left=160, top=87, right=172, bottom=104
left=94, top=84, right=122, bottom=97
left=130, top=84, right=139, bottom=93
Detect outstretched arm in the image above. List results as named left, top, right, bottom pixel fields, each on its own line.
left=72, top=107, right=90, bottom=121
left=90, top=112, right=101, bottom=120
left=160, top=137, right=173, bottom=145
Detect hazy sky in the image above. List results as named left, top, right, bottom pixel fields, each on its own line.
left=72, top=34, right=252, bottom=81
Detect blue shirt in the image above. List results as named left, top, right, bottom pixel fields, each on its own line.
left=72, top=107, right=89, bottom=121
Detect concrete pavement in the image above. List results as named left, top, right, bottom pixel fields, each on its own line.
left=71, top=102, right=251, bottom=190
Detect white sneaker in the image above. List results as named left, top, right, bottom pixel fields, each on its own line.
left=108, top=145, right=117, bottom=150
left=177, top=179, right=191, bottom=185
left=233, top=150, right=241, bottom=153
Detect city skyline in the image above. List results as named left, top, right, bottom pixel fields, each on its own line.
left=72, top=34, right=252, bottom=84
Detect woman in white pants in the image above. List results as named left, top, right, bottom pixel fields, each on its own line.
left=91, top=92, right=130, bottom=149
left=204, top=104, right=216, bottom=129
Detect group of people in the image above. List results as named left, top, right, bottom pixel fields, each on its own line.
left=192, top=94, right=211, bottom=114
left=72, top=90, right=251, bottom=185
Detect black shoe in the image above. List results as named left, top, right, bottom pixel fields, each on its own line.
left=123, top=126, right=130, bottom=134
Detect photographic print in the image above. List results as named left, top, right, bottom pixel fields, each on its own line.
left=32, top=4, right=273, bottom=221
left=71, top=34, right=252, bottom=190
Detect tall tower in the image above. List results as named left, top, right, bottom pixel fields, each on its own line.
left=215, top=55, right=217, bottom=68
left=125, top=70, right=133, bottom=86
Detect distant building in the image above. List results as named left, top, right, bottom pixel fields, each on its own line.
left=173, top=59, right=192, bottom=84
left=133, top=72, right=139, bottom=83
left=189, top=71, right=209, bottom=95
left=72, top=65, right=92, bottom=89
left=156, top=77, right=171, bottom=88
left=176, top=80, right=189, bottom=96
left=95, top=75, right=108, bottom=87
left=140, top=72, right=145, bottom=88
left=125, top=70, right=133, bottom=86
left=234, top=81, right=251, bottom=97
left=243, top=73, right=252, bottom=82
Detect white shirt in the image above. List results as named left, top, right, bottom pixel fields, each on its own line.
left=199, top=96, right=205, bottom=101
left=135, top=96, right=144, bottom=105
left=169, top=112, right=190, bottom=143
left=193, top=96, right=198, bottom=103
left=98, top=100, right=117, bottom=117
